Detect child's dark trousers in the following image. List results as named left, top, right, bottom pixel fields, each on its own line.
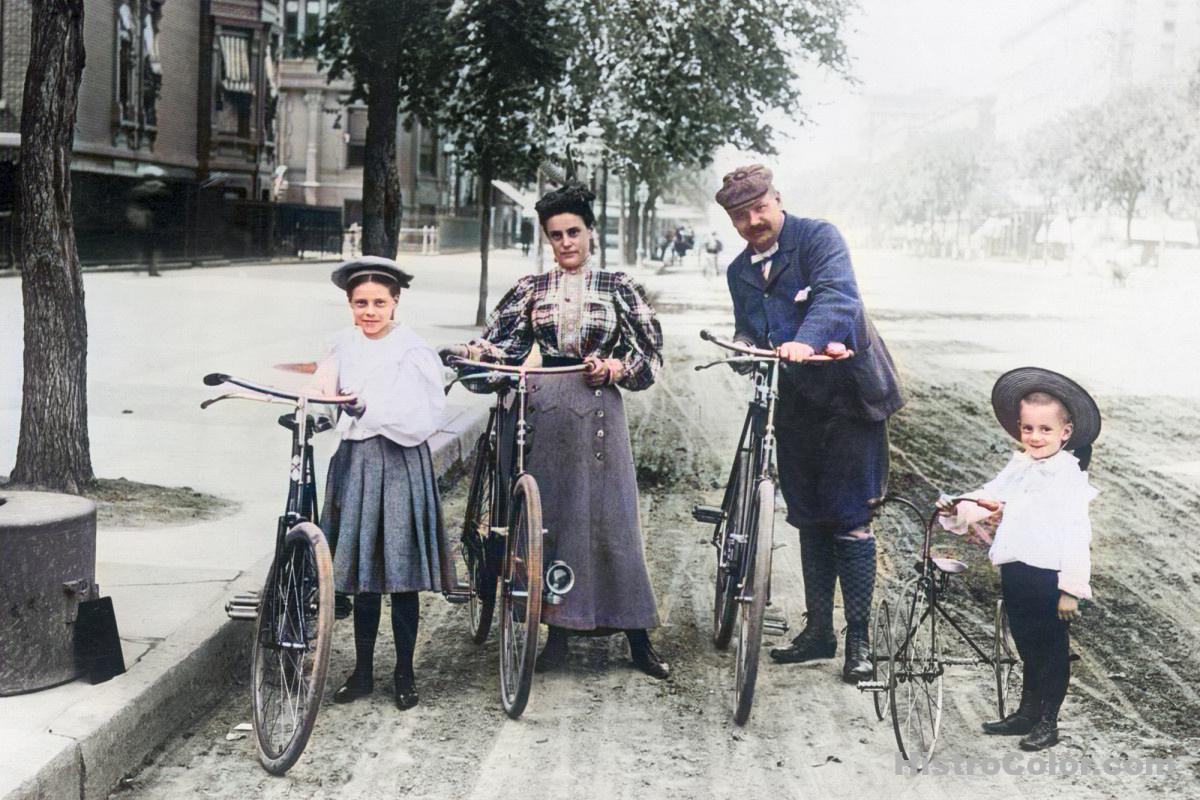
left=1001, top=561, right=1071, bottom=716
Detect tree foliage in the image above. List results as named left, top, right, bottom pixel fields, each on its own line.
left=313, top=0, right=451, bottom=257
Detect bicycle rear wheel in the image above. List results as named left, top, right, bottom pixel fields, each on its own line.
left=462, top=430, right=498, bottom=644
left=499, top=474, right=543, bottom=719
left=889, top=575, right=943, bottom=771
left=993, top=598, right=1022, bottom=718
left=870, top=599, right=896, bottom=722
left=251, top=522, right=334, bottom=775
left=714, top=452, right=752, bottom=649
left=733, top=479, right=775, bottom=726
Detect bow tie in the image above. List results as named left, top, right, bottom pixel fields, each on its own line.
left=749, top=243, right=779, bottom=265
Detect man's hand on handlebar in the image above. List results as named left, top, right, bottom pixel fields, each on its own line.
left=776, top=341, right=852, bottom=363
left=728, top=338, right=758, bottom=375
left=438, top=343, right=481, bottom=366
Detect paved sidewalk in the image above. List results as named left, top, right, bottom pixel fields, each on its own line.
left=0, top=248, right=591, bottom=800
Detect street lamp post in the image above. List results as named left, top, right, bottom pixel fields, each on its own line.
left=578, top=120, right=606, bottom=268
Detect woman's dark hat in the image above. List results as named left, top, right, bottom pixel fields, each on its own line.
left=991, top=367, right=1101, bottom=450
left=534, top=183, right=596, bottom=228
left=330, top=256, right=413, bottom=290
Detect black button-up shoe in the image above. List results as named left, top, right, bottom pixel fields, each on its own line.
left=982, top=689, right=1039, bottom=735
left=769, top=625, right=837, bottom=664
left=630, top=641, right=670, bottom=680
left=394, top=672, right=419, bottom=711
left=332, top=673, right=373, bottom=704
left=1019, top=715, right=1060, bottom=751
left=842, top=628, right=872, bottom=683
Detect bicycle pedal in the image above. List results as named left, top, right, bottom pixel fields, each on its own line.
left=855, top=680, right=888, bottom=692
left=443, top=593, right=470, bottom=605
left=762, top=616, right=790, bottom=635
left=692, top=504, right=723, bottom=524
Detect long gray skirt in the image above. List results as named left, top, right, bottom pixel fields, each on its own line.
left=321, top=436, right=450, bottom=595
left=503, top=375, right=660, bottom=631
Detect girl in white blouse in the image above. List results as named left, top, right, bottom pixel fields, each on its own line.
left=314, top=257, right=450, bottom=712
left=938, top=367, right=1101, bottom=752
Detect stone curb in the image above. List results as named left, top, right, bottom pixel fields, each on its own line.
left=0, top=402, right=488, bottom=800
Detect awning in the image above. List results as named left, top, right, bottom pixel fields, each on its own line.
left=491, top=179, right=537, bottom=210
left=219, top=34, right=254, bottom=95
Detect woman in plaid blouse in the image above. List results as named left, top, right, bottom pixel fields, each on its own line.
left=442, top=184, right=669, bottom=680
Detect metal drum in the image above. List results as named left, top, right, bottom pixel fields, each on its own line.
left=0, top=490, right=98, bottom=695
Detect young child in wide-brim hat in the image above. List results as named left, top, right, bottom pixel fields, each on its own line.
left=939, top=367, right=1101, bottom=751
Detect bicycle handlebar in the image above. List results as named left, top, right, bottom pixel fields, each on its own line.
left=201, top=372, right=355, bottom=405
left=698, top=329, right=851, bottom=363
left=447, top=357, right=590, bottom=375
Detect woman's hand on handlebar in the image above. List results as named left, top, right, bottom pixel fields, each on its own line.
left=584, top=356, right=623, bottom=387
left=438, top=343, right=480, bottom=366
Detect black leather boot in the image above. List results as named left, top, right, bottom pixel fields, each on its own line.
left=982, top=688, right=1039, bottom=735
left=628, top=630, right=670, bottom=679
left=332, top=671, right=373, bottom=703
left=769, top=624, right=837, bottom=663
left=1019, top=711, right=1060, bottom=751
left=394, top=668, right=419, bottom=711
left=535, top=626, right=569, bottom=673
left=842, top=627, right=872, bottom=683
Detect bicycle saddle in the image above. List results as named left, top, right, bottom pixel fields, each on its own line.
left=930, top=556, right=968, bottom=575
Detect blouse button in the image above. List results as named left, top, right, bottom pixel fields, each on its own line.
left=596, top=410, right=605, bottom=418
left=595, top=452, right=605, bottom=461
left=594, top=389, right=602, bottom=397
left=596, top=429, right=605, bottom=438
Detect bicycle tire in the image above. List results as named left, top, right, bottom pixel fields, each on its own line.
left=993, top=598, right=1022, bottom=718
left=870, top=599, right=895, bottom=722
left=251, top=522, right=334, bottom=775
left=462, top=432, right=498, bottom=644
left=499, top=474, right=543, bottom=719
left=889, top=575, right=943, bottom=771
left=733, top=479, right=775, bottom=726
left=714, top=452, right=751, bottom=649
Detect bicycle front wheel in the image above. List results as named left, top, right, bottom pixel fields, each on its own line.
left=714, top=452, right=752, bottom=649
left=251, top=522, right=334, bottom=775
left=870, top=599, right=896, bottom=722
left=499, top=474, right=544, bottom=719
left=462, top=430, right=498, bottom=644
left=733, top=479, right=775, bottom=726
left=993, top=598, right=1022, bottom=718
left=889, top=575, right=943, bottom=771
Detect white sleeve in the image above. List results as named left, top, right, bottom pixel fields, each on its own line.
left=1056, top=474, right=1098, bottom=600
left=359, top=346, right=446, bottom=446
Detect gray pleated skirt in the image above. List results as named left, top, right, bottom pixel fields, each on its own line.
left=321, top=436, right=449, bottom=595
left=504, top=375, right=660, bottom=631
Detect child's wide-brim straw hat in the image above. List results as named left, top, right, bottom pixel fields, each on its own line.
left=331, top=256, right=414, bottom=290
left=991, top=367, right=1101, bottom=450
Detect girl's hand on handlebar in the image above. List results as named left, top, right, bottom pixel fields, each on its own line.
left=344, top=395, right=366, bottom=418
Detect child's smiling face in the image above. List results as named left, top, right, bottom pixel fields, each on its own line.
left=1019, top=397, right=1073, bottom=459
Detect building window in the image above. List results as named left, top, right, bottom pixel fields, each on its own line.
left=113, top=0, right=163, bottom=147
left=346, top=107, right=367, bottom=167
left=217, top=31, right=255, bottom=139
left=283, top=0, right=337, bottom=59
left=418, top=126, right=437, bottom=177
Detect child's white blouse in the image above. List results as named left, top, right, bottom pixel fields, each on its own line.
left=313, top=325, right=446, bottom=447
left=943, top=449, right=1098, bottom=599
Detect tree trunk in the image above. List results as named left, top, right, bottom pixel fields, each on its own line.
left=623, top=175, right=640, bottom=265
left=1124, top=196, right=1137, bottom=245
left=475, top=171, right=493, bottom=327
left=361, top=67, right=401, bottom=258
left=10, top=0, right=92, bottom=493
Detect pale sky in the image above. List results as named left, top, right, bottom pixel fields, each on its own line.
left=715, top=0, right=1054, bottom=180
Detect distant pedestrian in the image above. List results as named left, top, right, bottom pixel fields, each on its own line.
left=703, top=232, right=724, bottom=277
left=312, top=257, right=452, bottom=712
left=520, top=217, right=534, bottom=256
left=126, top=174, right=169, bottom=276
left=937, top=368, right=1100, bottom=751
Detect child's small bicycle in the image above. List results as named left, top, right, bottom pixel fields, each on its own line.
left=857, top=494, right=1022, bottom=771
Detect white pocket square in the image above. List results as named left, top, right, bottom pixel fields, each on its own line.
left=793, top=287, right=811, bottom=304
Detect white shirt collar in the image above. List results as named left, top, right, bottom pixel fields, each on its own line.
left=749, top=242, right=779, bottom=264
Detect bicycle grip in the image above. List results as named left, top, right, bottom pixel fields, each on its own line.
left=699, top=329, right=717, bottom=342
left=203, top=372, right=229, bottom=386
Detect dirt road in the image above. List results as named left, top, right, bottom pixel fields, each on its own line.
left=115, top=259, right=1197, bottom=799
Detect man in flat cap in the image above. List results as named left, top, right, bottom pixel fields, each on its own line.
left=716, top=165, right=904, bottom=682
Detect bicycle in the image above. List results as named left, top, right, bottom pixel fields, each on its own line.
left=443, top=358, right=585, bottom=718
left=201, top=372, right=353, bottom=775
left=857, top=494, right=1023, bottom=771
left=691, top=330, right=845, bottom=725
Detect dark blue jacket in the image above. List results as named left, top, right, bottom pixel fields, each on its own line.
left=726, top=214, right=904, bottom=421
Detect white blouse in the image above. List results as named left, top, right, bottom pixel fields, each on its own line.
left=311, top=325, right=446, bottom=447
left=941, top=450, right=1098, bottom=599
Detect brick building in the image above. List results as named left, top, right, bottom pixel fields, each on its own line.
left=0, top=0, right=308, bottom=267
